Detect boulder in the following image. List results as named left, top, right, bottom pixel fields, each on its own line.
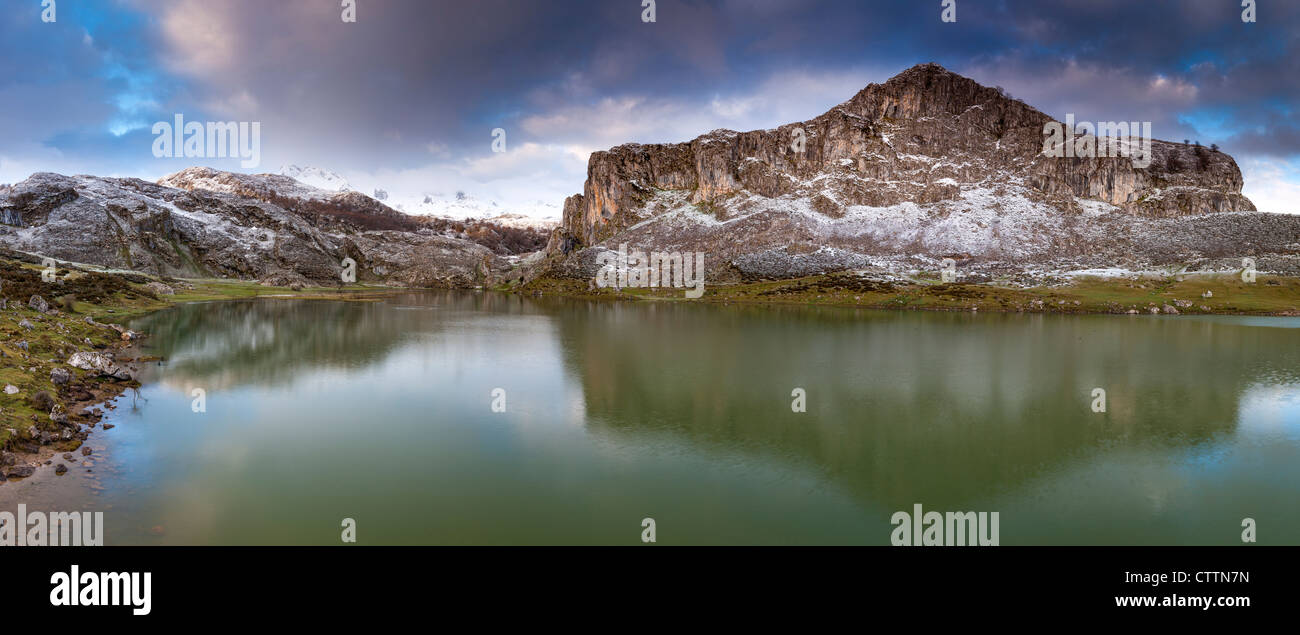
left=28, top=295, right=49, bottom=313
left=67, top=351, right=133, bottom=380
left=4, top=465, right=35, bottom=478
left=50, top=367, right=72, bottom=385
left=144, top=281, right=176, bottom=295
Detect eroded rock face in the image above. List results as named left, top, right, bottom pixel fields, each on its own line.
left=0, top=169, right=500, bottom=287
left=553, top=63, right=1257, bottom=251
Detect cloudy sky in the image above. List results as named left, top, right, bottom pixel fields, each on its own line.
left=1, top=0, right=1297, bottom=214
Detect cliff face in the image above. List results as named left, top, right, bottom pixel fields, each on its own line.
left=557, top=63, right=1255, bottom=250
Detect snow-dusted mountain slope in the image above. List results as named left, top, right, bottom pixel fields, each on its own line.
left=278, top=165, right=352, bottom=192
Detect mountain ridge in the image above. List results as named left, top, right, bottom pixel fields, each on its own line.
left=555, top=62, right=1255, bottom=252
left=532, top=62, right=1290, bottom=284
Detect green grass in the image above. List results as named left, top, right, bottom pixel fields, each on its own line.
left=0, top=258, right=404, bottom=451
left=518, top=270, right=1300, bottom=316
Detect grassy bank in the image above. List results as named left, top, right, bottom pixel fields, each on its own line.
left=0, top=256, right=394, bottom=472
left=514, top=271, right=1300, bottom=316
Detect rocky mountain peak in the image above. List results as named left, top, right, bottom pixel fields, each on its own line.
left=554, top=63, right=1255, bottom=254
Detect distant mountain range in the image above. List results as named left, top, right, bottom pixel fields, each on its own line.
left=278, top=164, right=353, bottom=192
left=276, top=164, right=560, bottom=231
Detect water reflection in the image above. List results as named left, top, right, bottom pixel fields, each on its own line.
left=6, top=291, right=1290, bottom=545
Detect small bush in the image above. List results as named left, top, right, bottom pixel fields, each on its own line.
left=31, top=390, right=55, bottom=412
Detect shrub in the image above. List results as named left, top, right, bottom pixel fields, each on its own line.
left=31, top=391, right=55, bottom=412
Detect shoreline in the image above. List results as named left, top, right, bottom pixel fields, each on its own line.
left=0, top=259, right=404, bottom=487
left=2, top=264, right=1294, bottom=496
left=510, top=270, right=1300, bottom=317
left=4, top=261, right=1296, bottom=488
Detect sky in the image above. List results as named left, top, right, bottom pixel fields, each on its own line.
left=0, top=0, right=1297, bottom=215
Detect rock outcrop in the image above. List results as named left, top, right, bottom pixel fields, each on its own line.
left=540, top=63, right=1292, bottom=282
left=0, top=169, right=504, bottom=287
left=559, top=63, right=1255, bottom=249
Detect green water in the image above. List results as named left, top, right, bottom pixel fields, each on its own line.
left=4, top=291, right=1299, bottom=544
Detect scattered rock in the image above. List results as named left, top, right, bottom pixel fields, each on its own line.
left=50, top=367, right=72, bottom=385
left=144, top=281, right=176, bottom=295
left=18, top=319, right=33, bottom=330
left=28, top=295, right=49, bottom=313
left=54, top=464, right=67, bottom=475
left=102, top=423, right=115, bottom=430
left=3, top=385, right=18, bottom=395
left=1162, top=304, right=1180, bottom=315
left=1201, top=290, right=1213, bottom=298
left=4, top=465, right=35, bottom=478
left=81, top=446, right=93, bottom=456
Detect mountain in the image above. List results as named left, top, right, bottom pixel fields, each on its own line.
left=0, top=170, right=500, bottom=288
left=483, top=213, right=560, bottom=232
left=542, top=63, right=1297, bottom=282
left=269, top=167, right=563, bottom=233
left=161, top=167, right=416, bottom=231
left=278, top=164, right=352, bottom=192
left=385, top=190, right=560, bottom=226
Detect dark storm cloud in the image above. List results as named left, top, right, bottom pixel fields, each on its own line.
left=1, top=0, right=1296, bottom=207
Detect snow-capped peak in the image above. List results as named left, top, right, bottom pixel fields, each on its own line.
left=278, top=164, right=353, bottom=192
left=385, top=190, right=559, bottom=228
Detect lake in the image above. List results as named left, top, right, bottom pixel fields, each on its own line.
left=4, top=291, right=1298, bottom=544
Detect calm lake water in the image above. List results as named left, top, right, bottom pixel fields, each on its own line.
left=4, top=291, right=1299, bottom=545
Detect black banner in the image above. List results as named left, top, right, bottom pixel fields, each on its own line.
left=1, top=546, right=1288, bottom=622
